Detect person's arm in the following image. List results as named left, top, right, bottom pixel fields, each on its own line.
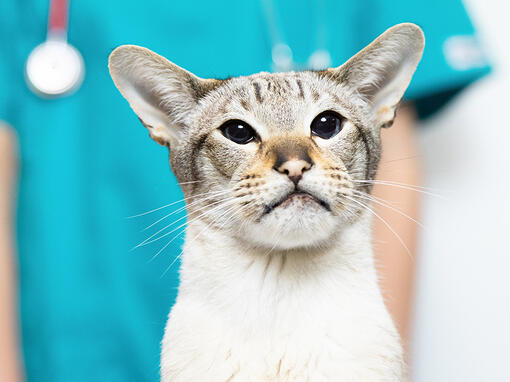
left=0, top=123, right=24, bottom=382
left=372, top=104, right=422, bottom=349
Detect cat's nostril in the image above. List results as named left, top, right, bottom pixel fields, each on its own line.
left=275, top=159, right=312, bottom=185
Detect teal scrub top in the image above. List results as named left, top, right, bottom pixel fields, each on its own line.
left=0, top=1, right=490, bottom=381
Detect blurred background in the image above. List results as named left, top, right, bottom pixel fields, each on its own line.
left=0, top=0, right=508, bottom=381
left=411, top=0, right=510, bottom=380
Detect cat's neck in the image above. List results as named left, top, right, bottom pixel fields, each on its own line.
left=177, top=211, right=380, bottom=317
left=163, top=210, right=404, bottom=381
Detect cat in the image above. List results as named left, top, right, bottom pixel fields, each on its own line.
left=109, top=23, right=424, bottom=381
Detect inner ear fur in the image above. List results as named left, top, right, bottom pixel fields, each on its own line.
left=108, top=45, right=221, bottom=147
left=324, top=23, right=425, bottom=127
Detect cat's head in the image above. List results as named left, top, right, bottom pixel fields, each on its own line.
left=109, top=23, right=424, bottom=250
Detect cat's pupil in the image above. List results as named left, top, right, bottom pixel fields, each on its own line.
left=311, top=111, right=343, bottom=139
left=220, top=120, right=256, bottom=144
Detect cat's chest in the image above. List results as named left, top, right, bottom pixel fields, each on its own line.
left=161, top=298, right=404, bottom=382
left=163, top=331, right=354, bottom=381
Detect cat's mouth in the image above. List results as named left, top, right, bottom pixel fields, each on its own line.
left=263, top=190, right=330, bottom=215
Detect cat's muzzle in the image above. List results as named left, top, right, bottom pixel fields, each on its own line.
left=263, top=190, right=330, bottom=216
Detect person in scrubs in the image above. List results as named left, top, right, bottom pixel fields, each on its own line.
left=0, top=0, right=490, bottom=381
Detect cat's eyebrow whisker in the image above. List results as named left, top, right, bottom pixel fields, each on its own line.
left=342, top=194, right=412, bottom=258
left=350, top=189, right=426, bottom=230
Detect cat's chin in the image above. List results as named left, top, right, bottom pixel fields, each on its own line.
left=241, top=202, right=341, bottom=250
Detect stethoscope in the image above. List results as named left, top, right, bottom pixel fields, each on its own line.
left=261, top=0, right=332, bottom=72
left=24, top=0, right=329, bottom=97
left=26, top=0, right=84, bottom=98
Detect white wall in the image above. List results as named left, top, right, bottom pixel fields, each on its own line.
left=410, top=1, right=510, bottom=380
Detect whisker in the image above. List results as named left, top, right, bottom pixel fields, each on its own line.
left=177, top=180, right=205, bottom=185
left=138, top=196, right=242, bottom=248
left=142, top=189, right=231, bottom=231
left=149, top=227, right=186, bottom=262
left=342, top=194, right=412, bottom=258
left=354, top=179, right=439, bottom=191
left=126, top=188, right=230, bottom=219
left=350, top=189, right=425, bottom=229
left=263, top=231, right=282, bottom=257
left=136, top=202, right=230, bottom=249
left=157, top=201, right=241, bottom=262
left=378, top=155, right=421, bottom=165
left=127, top=200, right=183, bottom=219
left=142, top=206, right=187, bottom=231
left=160, top=202, right=246, bottom=277
left=353, top=179, right=446, bottom=199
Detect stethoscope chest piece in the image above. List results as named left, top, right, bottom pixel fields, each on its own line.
left=26, top=38, right=84, bottom=97
left=26, top=0, right=84, bottom=98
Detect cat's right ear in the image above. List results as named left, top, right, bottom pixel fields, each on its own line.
left=324, top=23, right=424, bottom=128
left=108, top=45, right=220, bottom=147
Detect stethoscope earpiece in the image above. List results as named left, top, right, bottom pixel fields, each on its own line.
left=25, top=0, right=85, bottom=98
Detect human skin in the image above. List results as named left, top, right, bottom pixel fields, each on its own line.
left=372, top=104, right=421, bottom=348
left=0, top=107, right=420, bottom=378
left=0, top=124, right=24, bottom=382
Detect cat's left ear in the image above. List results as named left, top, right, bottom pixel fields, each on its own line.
left=326, top=23, right=425, bottom=127
left=109, top=45, right=220, bottom=147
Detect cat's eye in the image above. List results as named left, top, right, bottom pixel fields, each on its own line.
left=220, top=120, right=257, bottom=144
left=310, top=111, right=344, bottom=139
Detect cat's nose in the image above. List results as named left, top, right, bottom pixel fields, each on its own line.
left=275, top=159, right=312, bottom=185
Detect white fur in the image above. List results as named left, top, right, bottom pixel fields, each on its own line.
left=161, top=211, right=405, bottom=381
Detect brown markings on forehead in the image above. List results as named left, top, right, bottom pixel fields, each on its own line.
left=217, top=98, right=230, bottom=115
left=327, top=91, right=342, bottom=106
left=316, top=68, right=349, bottom=86
left=252, top=81, right=263, bottom=104
left=209, top=72, right=348, bottom=136
left=240, top=99, right=250, bottom=111
left=283, top=78, right=291, bottom=91
left=295, top=78, right=305, bottom=100
left=269, top=78, right=290, bottom=98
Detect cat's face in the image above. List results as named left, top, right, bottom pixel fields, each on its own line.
left=109, top=23, right=424, bottom=250
left=166, top=72, right=380, bottom=249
